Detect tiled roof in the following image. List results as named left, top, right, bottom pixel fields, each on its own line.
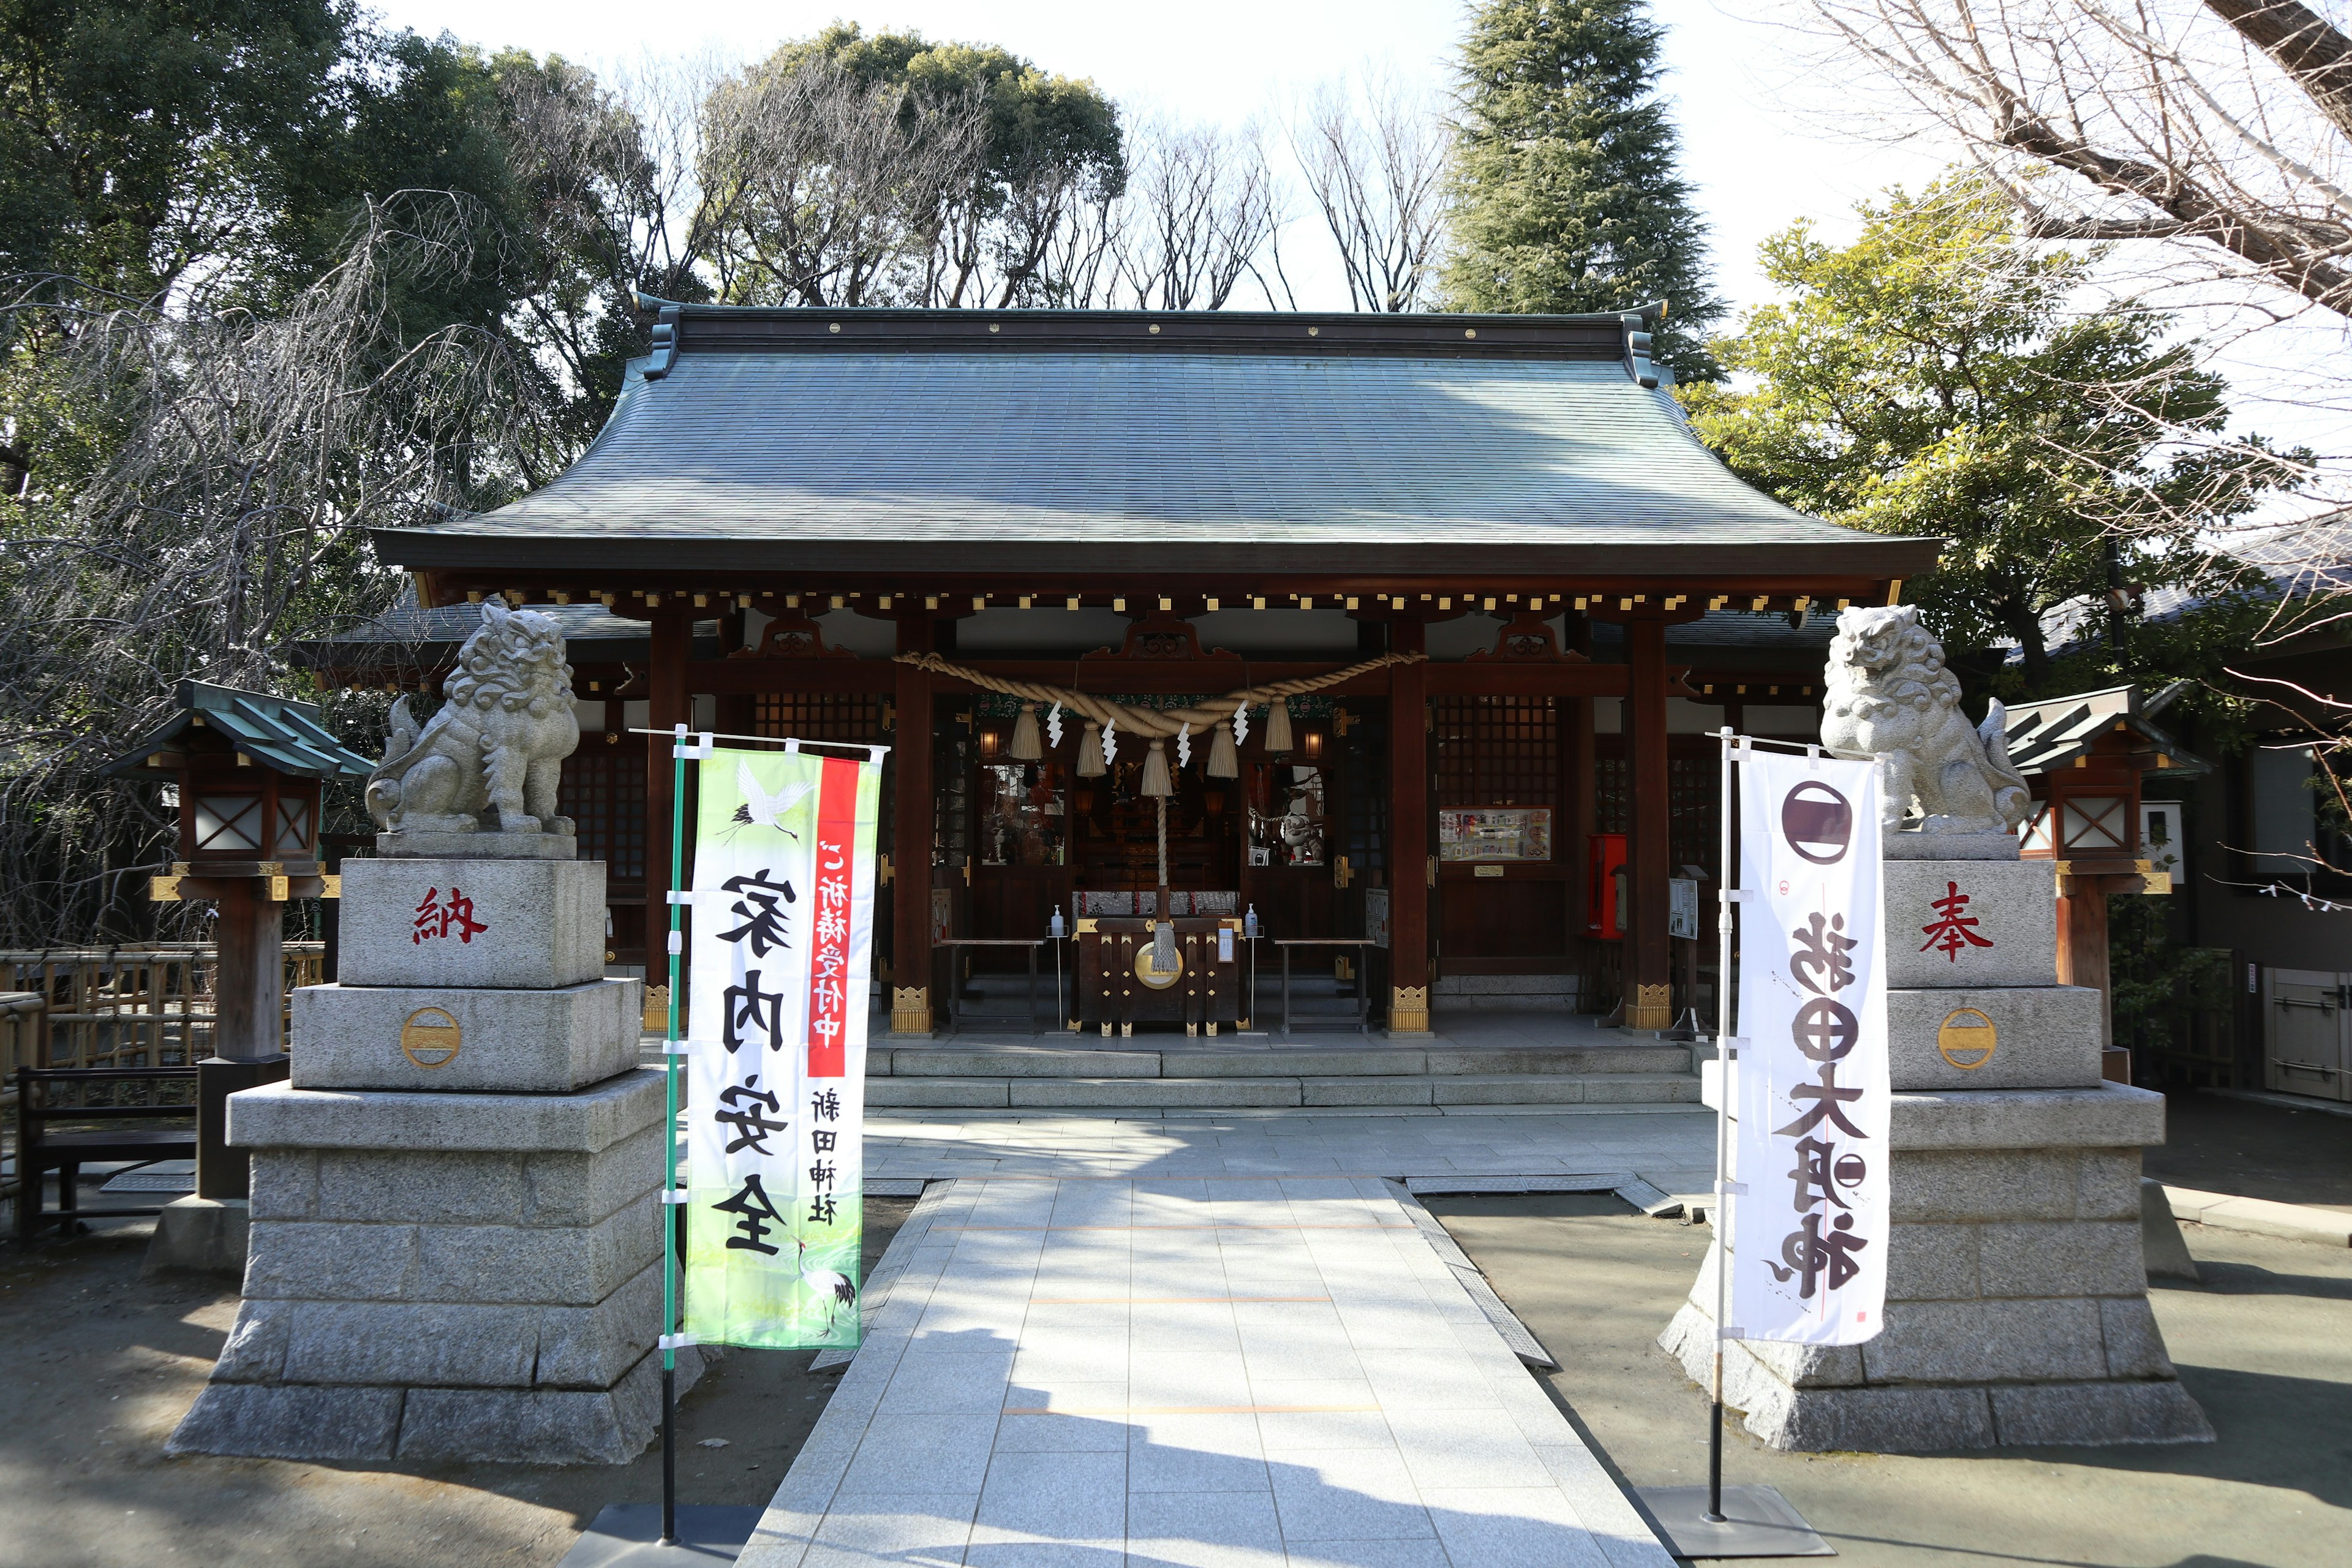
left=2002, top=685, right=2210, bottom=777
left=374, top=307, right=1937, bottom=580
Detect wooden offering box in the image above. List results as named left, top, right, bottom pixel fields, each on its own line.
left=1077, top=917, right=1245, bottom=1036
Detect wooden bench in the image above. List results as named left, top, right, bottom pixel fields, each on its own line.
left=14, top=1066, right=197, bottom=1247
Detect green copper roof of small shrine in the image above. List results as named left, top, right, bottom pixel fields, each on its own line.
left=375, top=306, right=1937, bottom=582
left=101, top=681, right=377, bottom=780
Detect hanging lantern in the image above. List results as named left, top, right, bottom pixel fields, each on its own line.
left=1140, top=738, right=1174, bottom=797
left=1266, top=695, right=1295, bottom=754
left=1009, top=703, right=1042, bottom=761
left=1077, top=720, right=1105, bottom=778
left=1207, top=721, right=1239, bottom=779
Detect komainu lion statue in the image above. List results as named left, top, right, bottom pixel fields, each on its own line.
left=366, top=601, right=580, bottom=837
left=1821, top=605, right=2031, bottom=834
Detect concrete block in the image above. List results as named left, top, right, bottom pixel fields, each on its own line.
left=892, top=1047, right=1159, bottom=1078
left=1887, top=986, right=2103, bottom=1091
left=1861, top=1297, right=2107, bottom=1384
left=1976, top=1221, right=2145, bottom=1298
left=2163, top=1186, right=2352, bottom=1246
left=291, top=978, right=641, bottom=1093
left=1302, top=1077, right=1434, bottom=1107
left=409, top=1189, right=658, bottom=1306
left=866, top=1078, right=1012, bottom=1109
left=1431, top=1074, right=1585, bottom=1105
left=1751, top=1383, right=1998, bottom=1453
left=1883, top=858, right=2058, bottom=989
left=2139, top=1180, right=2200, bottom=1281
left=525, top=1122, right=665, bottom=1227
left=393, top=1345, right=709, bottom=1464
left=165, top=1383, right=404, bottom=1461
left=1165, top=1049, right=1425, bottom=1077
left=1988, top=1381, right=2212, bottom=1446
left=316, top=1149, right=527, bottom=1225
left=1883, top=1223, right=1981, bottom=1301
left=1882, top=830, right=2022, bottom=861
left=1582, top=1074, right=1702, bottom=1104
left=1009, top=1077, right=1302, bottom=1109
left=281, top=1300, right=539, bottom=1387
left=2098, top=1297, right=2179, bottom=1379
left=1892, top=1150, right=2139, bottom=1223
left=336, top=856, right=605, bottom=990
left=229, top=1068, right=667, bottom=1155
left=211, top=1299, right=294, bottom=1383
left=247, top=1152, right=317, bottom=1220
left=1890, top=1084, right=2166, bottom=1152
left=142, top=1196, right=249, bottom=1277
left=244, top=1220, right=417, bottom=1302
left=536, top=1261, right=664, bottom=1387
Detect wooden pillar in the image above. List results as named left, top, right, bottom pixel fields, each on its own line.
left=1566, top=611, right=1597, bottom=1009
left=1388, top=618, right=1431, bottom=1035
left=645, top=612, right=692, bottom=908
left=211, top=878, right=284, bottom=1062
left=2057, top=873, right=2133, bottom=1048
left=891, top=617, right=937, bottom=1035
left=716, top=605, right=754, bottom=736
left=1625, top=615, right=1673, bottom=1029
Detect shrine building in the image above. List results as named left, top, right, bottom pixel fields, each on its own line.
left=342, top=304, right=1935, bottom=1035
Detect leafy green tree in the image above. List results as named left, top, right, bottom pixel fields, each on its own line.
left=1441, top=0, right=1722, bottom=378
left=0, top=0, right=352, bottom=304
left=1683, top=179, right=2301, bottom=696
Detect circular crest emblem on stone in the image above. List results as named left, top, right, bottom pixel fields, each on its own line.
left=401, top=1006, right=462, bottom=1068
left=1780, top=782, right=1853, bottom=864
left=1936, top=1007, right=1997, bottom=1070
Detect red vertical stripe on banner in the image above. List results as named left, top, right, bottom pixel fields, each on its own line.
left=805, top=755, right=859, bottom=1078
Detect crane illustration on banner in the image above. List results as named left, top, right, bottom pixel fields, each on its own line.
left=723, top=759, right=818, bottom=843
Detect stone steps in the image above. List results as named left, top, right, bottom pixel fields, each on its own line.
left=863, top=1040, right=1700, bottom=1111
left=867, top=1071, right=1700, bottom=1110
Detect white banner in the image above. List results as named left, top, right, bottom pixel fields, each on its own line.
left=684, top=747, right=881, bottom=1349
left=1731, top=748, right=1889, bottom=1345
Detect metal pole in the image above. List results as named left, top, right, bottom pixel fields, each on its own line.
left=1708, top=726, right=1738, bottom=1523
left=660, top=724, right=688, bottom=1547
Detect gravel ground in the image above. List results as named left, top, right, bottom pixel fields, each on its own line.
left=1428, top=1191, right=2352, bottom=1568
left=0, top=1196, right=913, bottom=1568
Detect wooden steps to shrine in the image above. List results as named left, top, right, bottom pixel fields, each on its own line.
left=864, top=1041, right=1701, bottom=1111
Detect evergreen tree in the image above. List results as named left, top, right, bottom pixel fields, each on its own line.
left=1441, top=0, right=1722, bottom=379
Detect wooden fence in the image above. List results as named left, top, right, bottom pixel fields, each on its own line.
left=1, top=944, right=323, bottom=1073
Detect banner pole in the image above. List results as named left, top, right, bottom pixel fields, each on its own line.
left=660, top=723, right=688, bottom=1547
left=1708, top=726, right=1738, bottom=1525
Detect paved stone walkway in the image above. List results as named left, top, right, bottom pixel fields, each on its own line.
left=737, top=1109, right=1711, bottom=1567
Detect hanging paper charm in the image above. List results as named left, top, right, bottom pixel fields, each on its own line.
left=1100, top=717, right=1118, bottom=768
left=1046, top=702, right=1064, bottom=749
left=1234, top=705, right=1250, bottom=746
left=1176, top=723, right=1191, bottom=769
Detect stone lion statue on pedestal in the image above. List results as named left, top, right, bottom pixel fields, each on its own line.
left=1821, top=605, right=2030, bottom=834
left=366, top=601, right=579, bottom=841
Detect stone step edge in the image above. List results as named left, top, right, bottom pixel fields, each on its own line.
left=867, top=1072, right=1702, bottom=1110
left=2163, top=1184, right=2352, bottom=1247
left=871, top=1047, right=1694, bottom=1079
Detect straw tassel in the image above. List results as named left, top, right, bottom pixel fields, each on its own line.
left=1266, top=695, right=1294, bottom=753
left=1077, top=720, right=1105, bottom=777
left=1140, top=738, right=1174, bottom=797
left=1009, top=703, right=1042, bottom=761
left=1207, top=720, right=1238, bottom=778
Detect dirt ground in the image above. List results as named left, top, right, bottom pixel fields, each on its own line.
left=2144, top=1091, right=2352, bottom=1212
left=1428, top=1191, right=2352, bottom=1568
left=0, top=1196, right=913, bottom=1568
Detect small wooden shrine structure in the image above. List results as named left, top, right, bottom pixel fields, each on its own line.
left=356, top=304, right=1935, bottom=1034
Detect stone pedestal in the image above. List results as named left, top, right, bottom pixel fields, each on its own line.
left=168, top=858, right=696, bottom=1466
left=1661, top=849, right=2212, bottom=1450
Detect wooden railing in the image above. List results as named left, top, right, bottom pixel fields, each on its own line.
left=1, top=990, right=43, bottom=1201
left=0, top=944, right=325, bottom=1074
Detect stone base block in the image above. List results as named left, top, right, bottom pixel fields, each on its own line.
left=1888, top=985, right=2103, bottom=1091
left=337, top=856, right=605, bottom=989
left=230, top=1067, right=667, bottom=1155
left=291, top=978, right=641, bottom=1092
left=1884, top=858, right=2057, bottom=989
left=142, top=1196, right=249, bottom=1278
left=167, top=1344, right=710, bottom=1465
left=1883, top=829, right=2021, bottom=860
left=377, top=829, right=579, bottom=861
